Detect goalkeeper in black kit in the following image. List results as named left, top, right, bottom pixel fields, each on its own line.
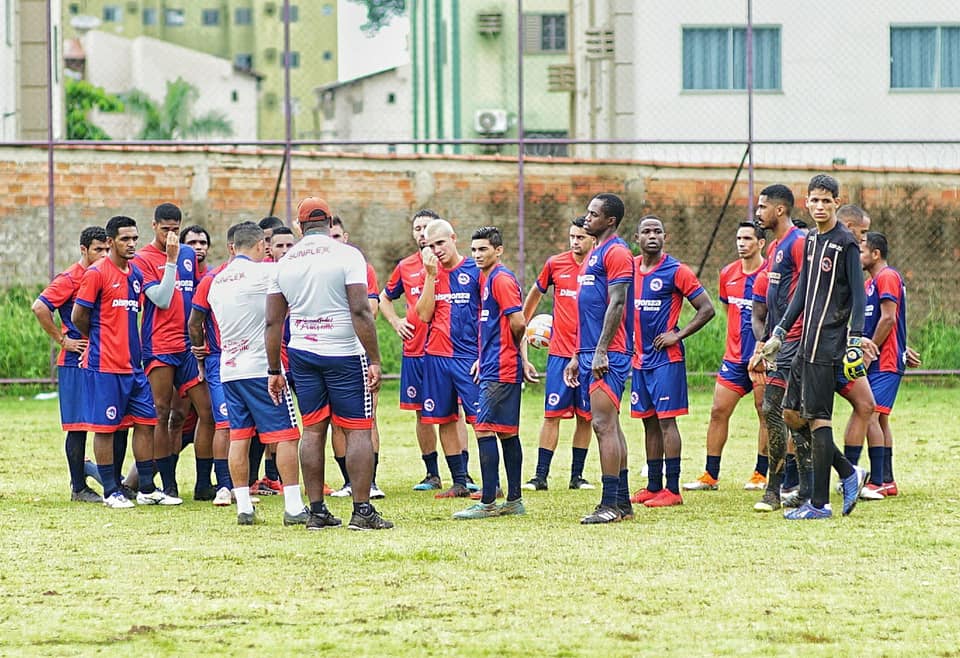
left=760, top=174, right=868, bottom=519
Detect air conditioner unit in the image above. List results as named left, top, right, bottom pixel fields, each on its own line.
left=477, top=12, right=502, bottom=35
left=474, top=109, right=508, bottom=135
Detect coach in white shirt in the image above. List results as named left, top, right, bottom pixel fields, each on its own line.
left=266, top=197, right=393, bottom=531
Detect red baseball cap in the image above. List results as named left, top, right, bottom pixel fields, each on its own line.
left=297, top=197, right=332, bottom=223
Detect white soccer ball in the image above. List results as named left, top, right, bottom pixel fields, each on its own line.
left=526, top=314, right=553, bottom=349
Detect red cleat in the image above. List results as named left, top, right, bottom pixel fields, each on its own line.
left=643, top=489, right=683, bottom=507
left=323, top=482, right=333, bottom=495
left=881, top=481, right=899, bottom=496
left=468, top=487, right=504, bottom=500
left=630, top=488, right=660, bottom=504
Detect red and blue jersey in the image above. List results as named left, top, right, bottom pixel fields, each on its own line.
left=383, top=252, right=429, bottom=357
left=38, top=261, right=88, bottom=367
left=633, top=254, right=705, bottom=369
left=479, top=265, right=524, bottom=383
left=577, top=236, right=634, bottom=355
left=535, top=250, right=581, bottom=358
left=133, top=242, right=198, bottom=358
left=865, top=267, right=907, bottom=375
left=424, top=256, right=481, bottom=358
left=75, top=258, right=145, bottom=374
left=752, top=269, right=769, bottom=305
left=719, top=259, right=764, bottom=364
left=764, top=226, right=805, bottom=341
left=191, top=261, right=229, bottom=355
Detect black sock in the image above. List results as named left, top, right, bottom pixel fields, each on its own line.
left=310, top=500, right=330, bottom=514
left=335, top=455, right=350, bottom=485
left=373, top=451, right=379, bottom=482
left=354, top=501, right=373, bottom=516
left=112, top=429, right=128, bottom=485
left=65, top=432, right=87, bottom=492
left=248, top=436, right=265, bottom=484
left=811, top=426, right=839, bottom=508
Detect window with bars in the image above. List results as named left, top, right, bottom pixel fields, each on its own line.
left=202, top=9, right=220, bottom=26
left=682, top=26, right=781, bottom=90
left=165, top=9, right=185, bottom=26
left=235, top=7, right=252, bottom=25
left=142, top=8, right=157, bottom=25
left=523, top=14, right=567, bottom=54
left=891, top=26, right=960, bottom=89
left=103, top=5, right=121, bottom=22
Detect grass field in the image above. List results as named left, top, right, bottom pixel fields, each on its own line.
left=1, top=380, right=958, bottom=656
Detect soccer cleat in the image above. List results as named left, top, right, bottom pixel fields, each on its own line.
left=306, top=509, right=342, bottom=530
left=881, top=481, right=899, bottom=497
left=137, top=489, right=183, bottom=506
left=283, top=507, right=310, bottom=526
left=119, top=483, right=138, bottom=502
left=237, top=511, right=258, bottom=526
left=103, top=491, right=135, bottom=509
left=580, top=504, right=622, bottom=524
left=413, top=474, right=442, bottom=491
left=841, top=466, right=868, bottom=516
left=330, top=483, right=353, bottom=498
left=434, top=483, right=471, bottom=499
left=617, top=501, right=635, bottom=521
left=193, top=486, right=216, bottom=502
left=369, top=482, right=386, bottom=499
left=744, top=471, right=767, bottom=491
left=784, top=502, right=833, bottom=520
left=779, top=486, right=804, bottom=508
left=163, top=483, right=180, bottom=499
left=470, top=487, right=504, bottom=501
left=753, top=490, right=781, bottom=512
left=522, top=476, right=548, bottom=491
left=212, top=487, right=233, bottom=507
left=452, top=502, right=500, bottom=520
left=323, top=483, right=334, bottom=495
left=348, top=507, right=394, bottom=530
left=860, top=482, right=886, bottom=500
left=254, top=478, right=282, bottom=496
left=465, top=474, right=481, bottom=492
left=569, top=477, right=596, bottom=490
left=644, top=489, right=683, bottom=508
left=498, top=499, right=526, bottom=516
left=630, top=488, right=660, bottom=504
left=71, top=487, right=103, bottom=503
left=683, top=472, right=719, bottom=491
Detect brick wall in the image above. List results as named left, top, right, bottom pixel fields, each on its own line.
left=3, top=146, right=958, bottom=325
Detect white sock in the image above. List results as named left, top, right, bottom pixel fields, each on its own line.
left=234, top=486, right=254, bottom=515
left=283, top=484, right=303, bottom=515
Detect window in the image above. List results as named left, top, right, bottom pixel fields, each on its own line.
left=682, top=27, right=781, bottom=90
left=231, top=90, right=239, bottom=103
left=322, top=50, right=333, bottom=61
left=524, top=14, right=567, bottom=53
left=202, top=9, right=220, bottom=26
left=524, top=131, right=568, bottom=157
left=234, top=53, right=253, bottom=70
left=103, top=5, right=121, bottom=22
left=165, top=8, right=185, bottom=26
left=322, top=3, right=333, bottom=16
left=69, top=3, right=79, bottom=15
left=891, top=26, right=960, bottom=89
left=143, top=8, right=157, bottom=25
left=281, top=51, right=300, bottom=68
left=235, top=7, right=252, bottom=25
left=387, top=92, right=396, bottom=104
left=282, top=5, right=299, bottom=22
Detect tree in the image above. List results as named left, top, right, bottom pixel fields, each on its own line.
left=350, top=0, right=405, bottom=34
left=65, top=78, right=124, bottom=140
left=123, top=77, right=232, bottom=140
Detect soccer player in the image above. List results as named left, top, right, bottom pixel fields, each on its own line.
left=452, top=226, right=536, bottom=519
left=207, top=222, right=305, bottom=526
left=750, top=184, right=811, bottom=512
left=380, top=209, right=473, bottom=492
left=326, top=215, right=385, bottom=499
left=268, top=226, right=296, bottom=261
left=562, top=193, right=634, bottom=524
left=629, top=216, right=715, bottom=508
left=761, top=174, right=868, bottom=520
left=133, top=203, right=216, bottom=500
left=521, top=216, right=596, bottom=491
left=180, top=224, right=212, bottom=277
left=258, top=216, right=285, bottom=262
left=857, top=231, right=907, bottom=498
left=72, top=215, right=181, bottom=508
left=267, top=197, right=393, bottom=530
left=685, top=221, right=768, bottom=492
left=32, top=226, right=112, bottom=502
left=415, top=218, right=484, bottom=500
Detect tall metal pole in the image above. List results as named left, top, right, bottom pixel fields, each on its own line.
left=283, top=0, right=293, bottom=224
left=45, top=0, right=55, bottom=282
left=516, top=0, right=526, bottom=289
left=746, top=0, right=755, bottom=217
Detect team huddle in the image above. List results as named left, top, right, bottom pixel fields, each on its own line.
left=32, top=175, right=912, bottom=526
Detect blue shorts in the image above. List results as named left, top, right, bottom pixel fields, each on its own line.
left=288, top=348, right=374, bottom=430
left=80, top=369, right=157, bottom=432
left=716, top=359, right=753, bottom=396
left=476, top=381, right=522, bottom=435
left=421, top=354, right=479, bottom=425
left=577, top=351, right=632, bottom=418
left=223, top=377, right=299, bottom=444
left=544, top=354, right=587, bottom=419
left=144, top=350, right=201, bottom=397
left=58, top=366, right=88, bottom=431
left=868, top=371, right=901, bottom=415
left=631, top=361, right=689, bottom=419
left=835, top=370, right=856, bottom=396
left=204, top=354, right=230, bottom=430
left=399, top=355, right=425, bottom=411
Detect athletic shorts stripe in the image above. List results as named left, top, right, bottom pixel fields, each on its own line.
left=224, top=377, right=299, bottom=443
left=288, top=348, right=374, bottom=430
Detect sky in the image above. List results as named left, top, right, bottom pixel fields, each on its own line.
left=338, top=1, right=409, bottom=81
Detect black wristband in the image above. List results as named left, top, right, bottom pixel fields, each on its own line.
left=267, top=369, right=281, bottom=376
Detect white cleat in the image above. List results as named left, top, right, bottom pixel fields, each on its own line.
left=103, top=491, right=135, bottom=509
left=213, top=487, right=233, bottom=507
left=136, top=489, right=183, bottom=506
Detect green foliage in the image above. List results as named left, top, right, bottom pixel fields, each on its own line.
left=65, top=78, right=123, bottom=140
left=911, top=313, right=960, bottom=371
left=0, top=286, right=54, bottom=380
left=123, top=77, right=233, bottom=140
left=349, top=0, right=405, bottom=33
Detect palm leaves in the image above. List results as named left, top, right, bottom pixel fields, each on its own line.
left=123, top=77, right=233, bottom=140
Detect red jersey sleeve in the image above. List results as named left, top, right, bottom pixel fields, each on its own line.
left=39, top=269, right=80, bottom=310
left=875, top=269, right=900, bottom=304
left=75, top=266, right=103, bottom=308
left=193, top=273, right=213, bottom=313
left=605, top=245, right=633, bottom=284
left=535, top=257, right=553, bottom=294
left=492, top=270, right=523, bottom=315
left=752, top=271, right=769, bottom=303
left=366, top=262, right=379, bottom=299
left=717, top=265, right=730, bottom=305
left=675, top=263, right=705, bottom=299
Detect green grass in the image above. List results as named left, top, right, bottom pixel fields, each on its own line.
left=1, top=381, right=958, bottom=655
